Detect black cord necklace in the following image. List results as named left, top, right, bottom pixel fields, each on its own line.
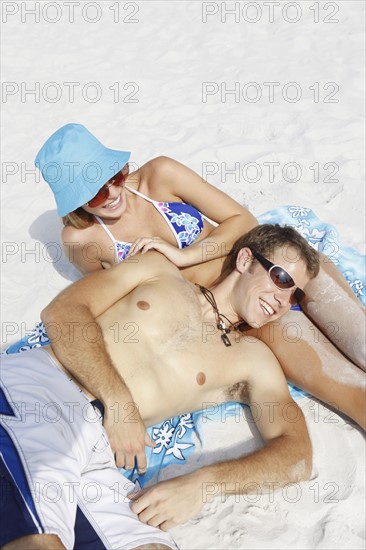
left=197, top=284, right=243, bottom=347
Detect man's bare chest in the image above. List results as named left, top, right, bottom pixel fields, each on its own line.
left=98, top=280, right=253, bottom=418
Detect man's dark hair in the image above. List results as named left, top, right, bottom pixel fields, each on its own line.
left=217, top=223, right=320, bottom=283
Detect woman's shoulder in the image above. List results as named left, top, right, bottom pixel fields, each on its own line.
left=143, top=155, right=174, bottom=168
left=139, top=156, right=188, bottom=197
left=140, top=156, right=181, bottom=178
left=62, top=223, right=99, bottom=247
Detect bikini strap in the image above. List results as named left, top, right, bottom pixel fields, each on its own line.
left=94, top=214, right=117, bottom=243
left=93, top=186, right=156, bottom=244
left=125, top=185, right=157, bottom=204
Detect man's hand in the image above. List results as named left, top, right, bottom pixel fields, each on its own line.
left=128, top=474, right=205, bottom=530
left=103, top=401, right=155, bottom=473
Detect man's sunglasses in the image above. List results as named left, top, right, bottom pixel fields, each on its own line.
left=87, top=164, right=129, bottom=208
left=250, top=249, right=305, bottom=305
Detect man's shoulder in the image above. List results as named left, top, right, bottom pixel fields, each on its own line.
left=227, top=335, right=288, bottom=401
left=232, top=332, right=276, bottom=361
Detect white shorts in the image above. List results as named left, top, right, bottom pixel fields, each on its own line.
left=0, top=347, right=178, bottom=549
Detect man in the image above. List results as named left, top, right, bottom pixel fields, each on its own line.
left=1, top=224, right=319, bottom=549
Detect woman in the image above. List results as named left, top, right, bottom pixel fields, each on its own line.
left=49, top=124, right=256, bottom=286
left=25, top=124, right=366, bottom=428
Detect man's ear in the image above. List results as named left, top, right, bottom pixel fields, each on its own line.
left=236, top=248, right=253, bottom=274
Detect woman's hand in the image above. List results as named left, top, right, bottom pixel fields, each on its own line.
left=127, top=237, right=190, bottom=267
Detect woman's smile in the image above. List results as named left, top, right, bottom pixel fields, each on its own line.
left=102, top=193, right=123, bottom=210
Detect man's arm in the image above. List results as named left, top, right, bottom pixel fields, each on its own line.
left=130, top=342, right=312, bottom=529
left=202, top=342, right=312, bottom=489
left=41, top=252, right=178, bottom=471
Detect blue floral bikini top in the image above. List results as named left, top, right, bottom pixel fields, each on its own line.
left=94, top=186, right=205, bottom=262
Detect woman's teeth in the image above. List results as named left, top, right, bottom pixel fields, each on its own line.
left=104, top=196, right=120, bottom=209
left=259, top=298, right=274, bottom=316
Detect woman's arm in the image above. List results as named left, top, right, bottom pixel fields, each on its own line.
left=141, top=156, right=258, bottom=267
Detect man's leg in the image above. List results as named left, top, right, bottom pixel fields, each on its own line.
left=75, top=458, right=177, bottom=550
left=2, top=534, right=65, bottom=549
left=249, top=310, right=366, bottom=429
left=1, top=351, right=178, bottom=550
left=2, top=536, right=172, bottom=549
left=301, top=253, right=366, bottom=370
left=0, top=353, right=82, bottom=550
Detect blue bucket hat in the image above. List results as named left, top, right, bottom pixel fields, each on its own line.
left=35, top=123, right=131, bottom=216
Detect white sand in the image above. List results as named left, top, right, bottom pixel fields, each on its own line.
left=1, top=1, right=365, bottom=548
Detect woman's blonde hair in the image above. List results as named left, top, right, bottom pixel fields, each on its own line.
left=62, top=208, right=95, bottom=229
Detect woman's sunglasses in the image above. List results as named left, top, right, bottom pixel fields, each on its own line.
left=87, top=164, right=129, bottom=208
left=250, top=249, right=305, bottom=305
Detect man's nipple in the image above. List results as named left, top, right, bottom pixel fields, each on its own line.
left=196, top=372, right=206, bottom=386
left=137, top=301, right=150, bottom=310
